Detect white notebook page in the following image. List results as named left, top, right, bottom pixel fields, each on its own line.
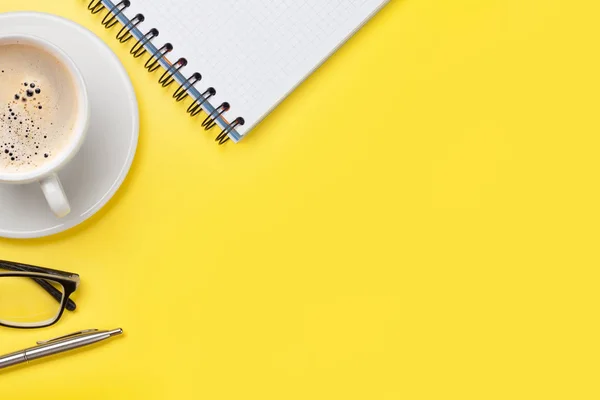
left=125, top=0, right=389, bottom=137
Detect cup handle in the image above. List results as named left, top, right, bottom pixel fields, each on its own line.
left=39, top=173, right=71, bottom=218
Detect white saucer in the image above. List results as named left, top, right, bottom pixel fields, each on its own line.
left=0, top=12, right=139, bottom=239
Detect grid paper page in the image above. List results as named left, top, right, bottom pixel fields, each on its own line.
left=125, top=0, right=389, bottom=137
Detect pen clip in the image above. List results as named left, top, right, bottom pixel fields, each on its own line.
left=36, top=329, right=99, bottom=345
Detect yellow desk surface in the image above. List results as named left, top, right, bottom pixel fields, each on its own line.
left=1, top=0, right=600, bottom=398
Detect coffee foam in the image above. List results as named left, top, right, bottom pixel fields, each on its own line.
left=0, top=43, right=78, bottom=174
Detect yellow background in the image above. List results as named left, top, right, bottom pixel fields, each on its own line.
left=1, top=0, right=599, bottom=398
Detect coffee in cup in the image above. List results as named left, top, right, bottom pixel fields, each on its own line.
left=0, top=43, right=79, bottom=174
left=0, top=35, right=90, bottom=218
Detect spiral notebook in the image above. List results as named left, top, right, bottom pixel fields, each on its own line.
left=86, top=0, right=389, bottom=144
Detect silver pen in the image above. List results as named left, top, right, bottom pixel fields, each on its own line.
left=0, top=328, right=123, bottom=370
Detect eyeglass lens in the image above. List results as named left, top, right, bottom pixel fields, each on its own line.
left=0, top=276, right=64, bottom=328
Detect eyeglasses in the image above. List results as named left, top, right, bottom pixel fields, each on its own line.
left=0, top=260, right=80, bottom=329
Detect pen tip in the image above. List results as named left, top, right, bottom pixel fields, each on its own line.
left=109, top=328, right=124, bottom=337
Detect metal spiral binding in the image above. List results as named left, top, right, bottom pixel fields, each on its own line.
left=116, top=13, right=144, bottom=44
left=159, top=58, right=187, bottom=88
left=130, top=28, right=159, bottom=58
left=102, top=0, right=130, bottom=29
left=202, top=102, right=230, bottom=131
left=216, top=117, right=244, bottom=145
left=145, top=43, right=173, bottom=73
left=88, top=0, right=105, bottom=14
left=89, top=0, right=245, bottom=144
left=173, top=72, right=201, bottom=102
left=188, top=88, right=216, bottom=118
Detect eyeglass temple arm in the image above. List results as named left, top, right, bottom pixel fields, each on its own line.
left=0, top=261, right=77, bottom=311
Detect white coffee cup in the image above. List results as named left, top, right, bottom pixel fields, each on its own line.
left=0, top=34, right=90, bottom=218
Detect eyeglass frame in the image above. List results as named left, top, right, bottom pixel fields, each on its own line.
left=0, top=260, right=80, bottom=329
